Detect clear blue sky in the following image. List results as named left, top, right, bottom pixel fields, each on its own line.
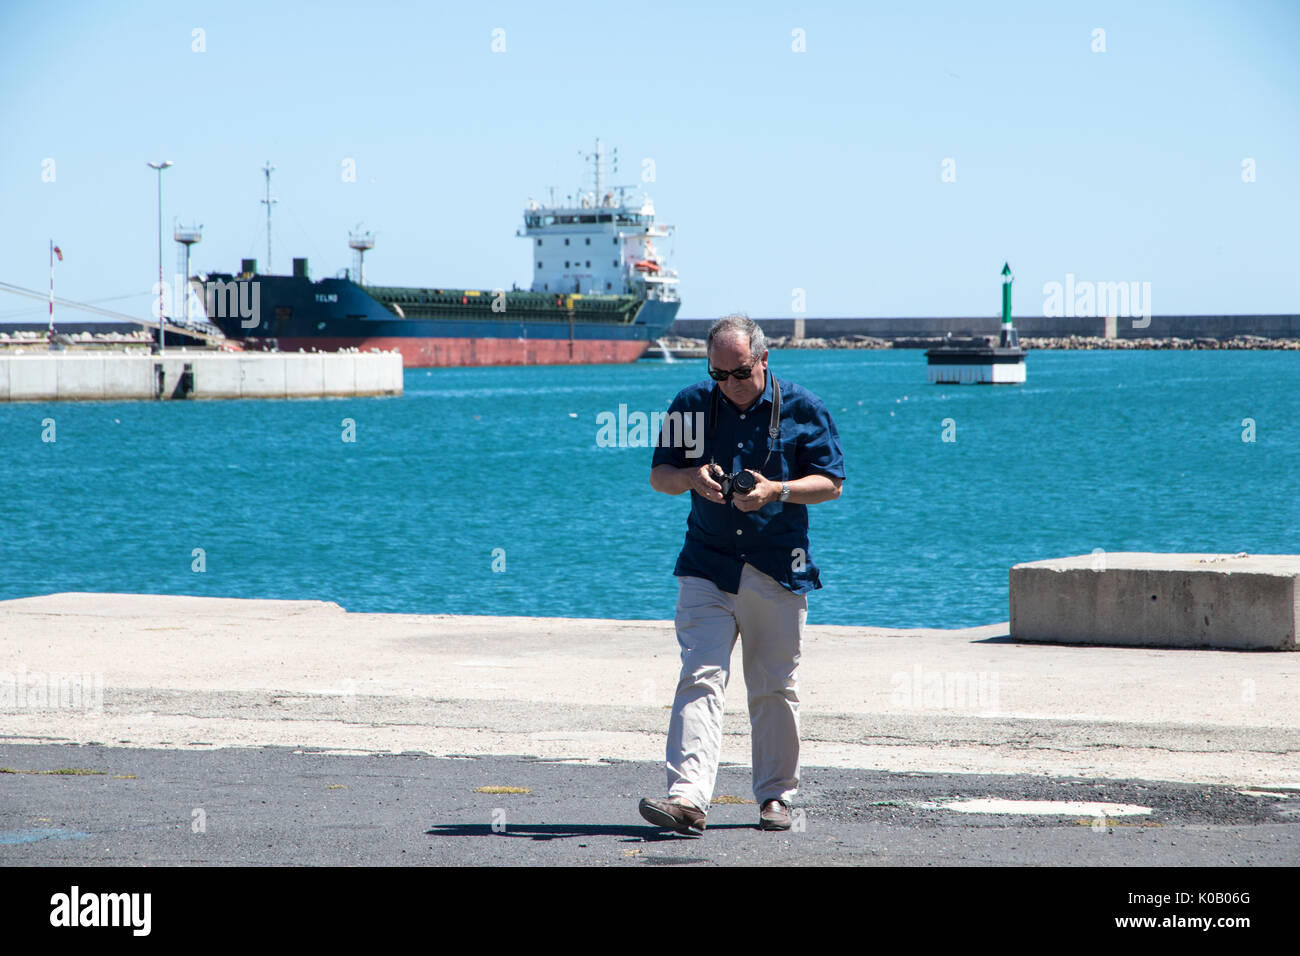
left=2, top=0, right=1297, bottom=321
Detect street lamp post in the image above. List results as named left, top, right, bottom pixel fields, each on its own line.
left=147, top=160, right=174, bottom=351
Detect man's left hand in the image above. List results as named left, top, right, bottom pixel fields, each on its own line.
left=731, top=471, right=779, bottom=512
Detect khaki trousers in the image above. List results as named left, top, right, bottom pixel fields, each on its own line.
left=665, top=564, right=807, bottom=811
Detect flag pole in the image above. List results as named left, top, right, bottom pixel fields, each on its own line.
left=48, top=239, right=54, bottom=348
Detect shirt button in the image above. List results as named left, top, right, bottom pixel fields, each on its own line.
left=736, top=442, right=743, bottom=448
left=740, top=414, right=746, bottom=419
left=736, top=529, right=743, bottom=535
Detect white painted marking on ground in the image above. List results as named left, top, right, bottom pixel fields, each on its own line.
left=455, top=659, right=522, bottom=668
left=1236, top=790, right=1293, bottom=799
left=911, top=799, right=1152, bottom=816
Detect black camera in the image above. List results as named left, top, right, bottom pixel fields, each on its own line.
left=716, top=468, right=756, bottom=503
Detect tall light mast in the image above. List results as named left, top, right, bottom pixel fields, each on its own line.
left=261, top=161, right=277, bottom=273
left=147, top=160, right=174, bottom=349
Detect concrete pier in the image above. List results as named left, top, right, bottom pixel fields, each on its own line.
left=0, top=350, right=403, bottom=402
left=1010, top=553, right=1300, bottom=650
left=2, top=591, right=1297, bottom=789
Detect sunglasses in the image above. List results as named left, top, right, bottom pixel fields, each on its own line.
left=708, top=362, right=756, bottom=381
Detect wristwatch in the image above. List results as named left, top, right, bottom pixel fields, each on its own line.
left=779, top=482, right=791, bottom=502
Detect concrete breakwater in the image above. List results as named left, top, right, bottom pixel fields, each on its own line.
left=1010, top=335, right=1299, bottom=350
left=0, top=350, right=403, bottom=402
left=658, top=334, right=1300, bottom=352
left=671, top=314, right=1300, bottom=341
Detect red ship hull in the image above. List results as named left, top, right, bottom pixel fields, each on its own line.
left=256, top=336, right=651, bottom=368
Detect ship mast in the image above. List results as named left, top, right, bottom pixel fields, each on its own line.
left=261, top=161, right=277, bottom=273
left=580, top=138, right=617, bottom=206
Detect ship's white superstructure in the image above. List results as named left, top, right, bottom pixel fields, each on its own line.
left=519, top=140, right=679, bottom=302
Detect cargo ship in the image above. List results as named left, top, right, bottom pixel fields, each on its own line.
left=198, top=143, right=680, bottom=367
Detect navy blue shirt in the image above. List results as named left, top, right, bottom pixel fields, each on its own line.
left=651, top=372, right=846, bottom=595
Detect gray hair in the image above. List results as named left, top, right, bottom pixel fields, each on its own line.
left=706, top=313, right=766, bottom=359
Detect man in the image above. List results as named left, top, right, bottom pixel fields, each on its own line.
left=639, top=313, right=845, bottom=835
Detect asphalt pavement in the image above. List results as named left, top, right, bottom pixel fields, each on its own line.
left=1, top=744, right=1295, bottom=866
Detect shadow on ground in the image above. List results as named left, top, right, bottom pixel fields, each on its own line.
left=424, top=823, right=756, bottom=841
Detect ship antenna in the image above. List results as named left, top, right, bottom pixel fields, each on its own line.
left=580, top=139, right=618, bottom=207
left=261, top=161, right=277, bottom=273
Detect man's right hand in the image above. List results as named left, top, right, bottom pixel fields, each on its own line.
left=688, top=464, right=726, bottom=504
left=650, top=463, right=726, bottom=500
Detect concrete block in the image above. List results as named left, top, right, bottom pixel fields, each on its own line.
left=321, top=353, right=356, bottom=395
left=238, top=354, right=287, bottom=398
left=103, top=356, right=155, bottom=399
left=284, top=353, right=326, bottom=397
left=7, top=356, right=60, bottom=401
left=354, top=352, right=387, bottom=395
left=381, top=351, right=403, bottom=392
left=354, top=351, right=402, bottom=395
left=1010, top=553, right=1300, bottom=650
left=54, top=355, right=105, bottom=400
left=0, top=353, right=10, bottom=399
left=193, top=355, right=242, bottom=399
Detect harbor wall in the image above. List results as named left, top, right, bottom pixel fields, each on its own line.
left=0, top=351, right=403, bottom=402
left=670, top=314, right=1300, bottom=340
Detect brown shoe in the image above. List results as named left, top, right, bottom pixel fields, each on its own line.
left=759, top=799, right=792, bottom=830
left=638, top=796, right=706, bottom=835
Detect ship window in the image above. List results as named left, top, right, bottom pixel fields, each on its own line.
left=606, top=282, right=611, bottom=290
left=612, top=238, right=617, bottom=245
left=612, top=260, right=617, bottom=267
left=537, top=262, right=543, bottom=269
left=544, top=283, right=548, bottom=291
left=585, top=238, right=590, bottom=245
left=585, top=260, right=590, bottom=267
left=565, top=261, right=570, bottom=267
left=536, top=239, right=542, bottom=246
left=564, top=238, right=570, bottom=246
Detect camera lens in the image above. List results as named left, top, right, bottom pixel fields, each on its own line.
left=732, top=471, right=755, bottom=494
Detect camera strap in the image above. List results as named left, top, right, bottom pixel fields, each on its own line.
left=707, top=375, right=782, bottom=472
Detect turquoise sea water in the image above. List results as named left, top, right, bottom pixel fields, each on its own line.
left=0, top=350, right=1295, bottom=628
